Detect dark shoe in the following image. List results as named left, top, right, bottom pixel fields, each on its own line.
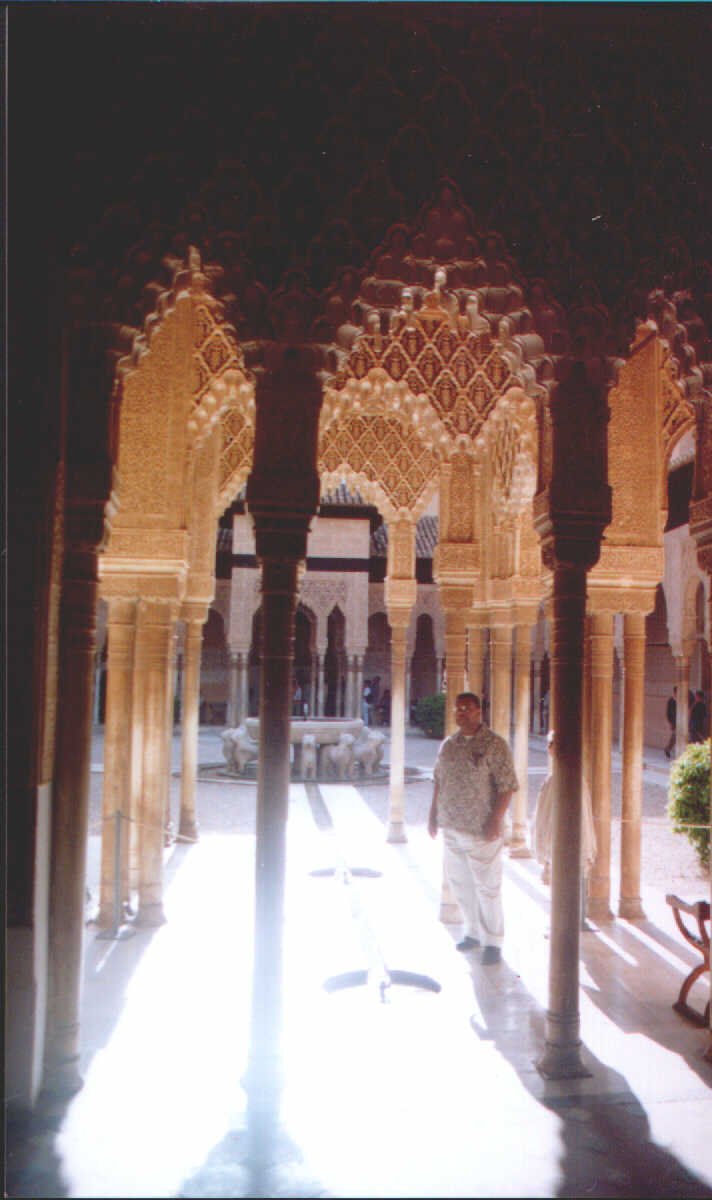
left=481, top=946, right=502, bottom=965
left=456, top=936, right=480, bottom=952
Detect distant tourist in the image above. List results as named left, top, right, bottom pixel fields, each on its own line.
left=689, top=690, right=709, bottom=743
left=664, top=687, right=677, bottom=759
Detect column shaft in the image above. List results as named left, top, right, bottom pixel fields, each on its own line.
left=247, top=557, right=299, bottom=1136
left=619, top=612, right=646, bottom=919
left=467, top=626, right=484, bottom=698
left=674, top=654, right=691, bottom=756
left=490, top=625, right=513, bottom=740
left=98, top=599, right=136, bottom=925
left=179, top=619, right=203, bottom=841
left=538, top=564, right=590, bottom=1079
left=229, top=650, right=240, bottom=725
left=135, top=601, right=175, bottom=926
left=587, top=611, right=615, bottom=923
left=387, top=623, right=409, bottom=843
left=510, top=625, right=532, bottom=857
left=44, top=557, right=98, bottom=1095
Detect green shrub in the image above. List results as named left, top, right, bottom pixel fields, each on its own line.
left=414, top=693, right=446, bottom=739
left=667, top=739, right=710, bottom=870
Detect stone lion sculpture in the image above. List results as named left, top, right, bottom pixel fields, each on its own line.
left=322, top=732, right=355, bottom=780
left=300, top=733, right=318, bottom=780
left=352, top=728, right=387, bottom=777
left=221, top=723, right=259, bottom=775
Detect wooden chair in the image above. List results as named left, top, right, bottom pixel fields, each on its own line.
left=665, top=893, right=711, bottom=1027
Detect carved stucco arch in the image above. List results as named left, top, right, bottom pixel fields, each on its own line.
left=109, top=250, right=256, bottom=539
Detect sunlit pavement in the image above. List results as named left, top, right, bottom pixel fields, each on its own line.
left=7, top=735, right=712, bottom=1198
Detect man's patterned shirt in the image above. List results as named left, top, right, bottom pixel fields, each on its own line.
left=433, top=725, right=519, bottom=837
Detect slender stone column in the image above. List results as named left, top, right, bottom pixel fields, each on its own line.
left=354, top=654, right=364, bottom=721
left=229, top=650, right=240, bottom=724
left=510, top=624, right=533, bottom=857
left=246, top=556, right=300, bottom=1145
left=531, top=653, right=542, bottom=733
left=444, top=608, right=468, bottom=713
left=386, top=619, right=410, bottom=842
left=619, top=611, right=646, bottom=919
left=163, top=622, right=178, bottom=845
left=587, top=611, right=615, bottom=923
left=310, top=652, right=319, bottom=717
left=179, top=616, right=204, bottom=842
left=674, top=653, right=691, bottom=756
left=243, top=352, right=321, bottom=1181
left=44, top=549, right=99, bottom=1096
left=467, top=625, right=484, bottom=697
left=537, top=565, right=590, bottom=1079
left=239, top=652, right=249, bottom=723
left=98, top=598, right=136, bottom=926
left=135, top=599, right=177, bottom=926
left=490, top=624, right=513, bottom=740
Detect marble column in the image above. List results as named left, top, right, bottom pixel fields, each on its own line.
left=44, top=548, right=99, bottom=1096
left=531, top=653, right=542, bottom=733
left=386, top=619, right=410, bottom=843
left=674, top=653, right=691, bottom=757
left=98, top=598, right=136, bottom=927
left=322, top=653, right=329, bottom=717
left=467, top=625, right=484, bottom=698
left=587, top=611, right=615, bottom=924
left=229, top=650, right=240, bottom=725
left=439, top=619, right=467, bottom=923
left=537, top=565, right=590, bottom=1080
left=310, top=652, right=320, bottom=718
left=354, top=655, right=364, bottom=722
left=443, top=608, right=468, bottom=718
left=239, top=653, right=250, bottom=723
left=490, top=625, right=513, bottom=740
left=510, top=624, right=533, bottom=858
left=179, top=616, right=203, bottom=842
left=135, top=599, right=177, bottom=927
left=163, top=623, right=178, bottom=845
left=619, top=611, right=646, bottom=920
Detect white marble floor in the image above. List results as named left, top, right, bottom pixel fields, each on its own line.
left=31, top=777, right=712, bottom=1199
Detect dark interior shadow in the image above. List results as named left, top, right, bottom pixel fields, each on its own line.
left=468, top=956, right=712, bottom=1199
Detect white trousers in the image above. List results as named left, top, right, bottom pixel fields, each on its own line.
left=443, top=827, right=504, bottom=948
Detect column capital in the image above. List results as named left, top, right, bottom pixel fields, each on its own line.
left=534, top=356, right=613, bottom=571
left=246, top=353, right=321, bottom=562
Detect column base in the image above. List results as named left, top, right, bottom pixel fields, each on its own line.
left=586, top=897, right=614, bottom=923
left=439, top=900, right=461, bottom=924
left=386, top=820, right=407, bottom=844
left=135, top=902, right=167, bottom=927
left=178, top=818, right=199, bottom=842
left=508, top=840, right=532, bottom=859
left=42, top=1058, right=84, bottom=1100
left=536, top=1041, right=592, bottom=1080
left=618, top=896, right=645, bottom=920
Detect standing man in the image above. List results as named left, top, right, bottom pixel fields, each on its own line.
left=664, top=687, right=677, bottom=759
left=428, top=692, right=518, bottom=965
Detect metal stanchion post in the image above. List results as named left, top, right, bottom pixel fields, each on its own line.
left=97, top=810, right=136, bottom=942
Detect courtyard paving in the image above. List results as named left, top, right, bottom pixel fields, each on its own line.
left=6, top=726, right=711, bottom=1198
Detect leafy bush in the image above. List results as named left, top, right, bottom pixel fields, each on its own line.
left=414, top=693, right=446, bottom=739
left=667, top=739, right=710, bottom=869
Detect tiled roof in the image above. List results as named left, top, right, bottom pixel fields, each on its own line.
left=371, top=515, right=439, bottom=559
